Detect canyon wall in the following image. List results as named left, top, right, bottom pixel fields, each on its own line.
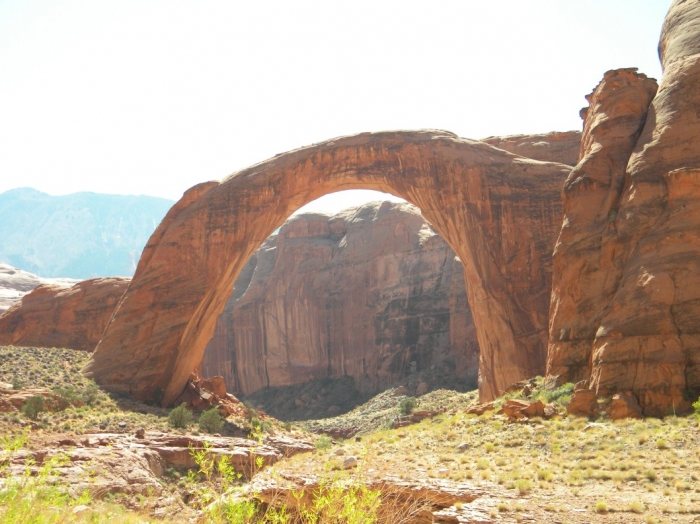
left=0, top=277, right=129, bottom=352
left=548, top=0, right=700, bottom=416
left=200, top=201, right=478, bottom=395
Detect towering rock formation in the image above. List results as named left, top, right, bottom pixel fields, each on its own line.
left=200, top=201, right=477, bottom=395
left=548, top=0, right=700, bottom=416
left=84, top=131, right=570, bottom=406
left=0, top=277, right=130, bottom=352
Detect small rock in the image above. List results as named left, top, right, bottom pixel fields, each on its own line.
left=72, top=505, right=90, bottom=515
left=416, top=381, right=429, bottom=396
left=135, top=428, right=145, bottom=439
left=294, top=398, right=305, bottom=408
left=457, top=443, right=469, bottom=451
left=333, top=448, right=346, bottom=456
left=342, top=456, right=358, bottom=469
left=393, top=386, right=408, bottom=396
left=118, top=421, right=127, bottom=429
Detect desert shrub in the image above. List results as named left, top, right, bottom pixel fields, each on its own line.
left=198, top=407, right=224, bottom=434
left=315, top=435, right=333, bottom=451
left=11, top=376, right=24, bottom=390
left=21, top=395, right=45, bottom=420
left=538, top=382, right=575, bottom=405
left=81, top=380, right=100, bottom=406
left=51, top=387, right=81, bottom=410
left=399, top=397, right=417, bottom=415
left=692, top=397, right=700, bottom=415
left=168, top=403, right=193, bottom=429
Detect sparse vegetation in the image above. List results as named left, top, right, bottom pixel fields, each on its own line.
left=4, top=346, right=700, bottom=522
left=168, top=403, right=194, bottom=429
left=21, top=394, right=45, bottom=420
left=198, top=407, right=224, bottom=434
left=399, top=397, right=417, bottom=415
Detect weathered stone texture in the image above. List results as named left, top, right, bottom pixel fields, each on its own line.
left=482, top=131, right=581, bottom=166
left=200, top=201, right=478, bottom=395
left=548, top=0, right=700, bottom=416
left=85, top=131, right=569, bottom=405
left=0, top=278, right=129, bottom=351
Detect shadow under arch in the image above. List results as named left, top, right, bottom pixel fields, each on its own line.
left=83, top=130, right=570, bottom=405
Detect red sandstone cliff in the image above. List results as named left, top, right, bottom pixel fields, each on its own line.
left=0, top=277, right=129, bottom=351
left=200, top=201, right=478, bottom=395
left=548, top=0, right=700, bottom=417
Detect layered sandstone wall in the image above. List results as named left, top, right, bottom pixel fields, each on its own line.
left=200, top=201, right=478, bottom=395
left=0, top=277, right=130, bottom=352
left=548, top=0, right=700, bottom=416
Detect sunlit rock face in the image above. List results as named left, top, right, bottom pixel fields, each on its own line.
left=200, top=201, right=478, bottom=395
left=84, top=130, right=569, bottom=405
left=0, top=277, right=129, bottom=352
left=548, top=0, right=700, bottom=416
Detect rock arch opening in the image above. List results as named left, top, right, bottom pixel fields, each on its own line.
left=199, top=195, right=480, bottom=412
left=83, top=130, right=570, bottom=406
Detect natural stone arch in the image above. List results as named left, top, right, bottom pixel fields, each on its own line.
left=84, top=130, right=570, bottom=405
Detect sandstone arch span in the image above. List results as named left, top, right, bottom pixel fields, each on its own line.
left=83, top=130, right=570, bottom=405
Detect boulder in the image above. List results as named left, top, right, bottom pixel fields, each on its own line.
left=606, top=392, right=643, bottom=420
left=566, top=388, right=598, bottom=418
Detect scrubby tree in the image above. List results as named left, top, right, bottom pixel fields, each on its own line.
left=168, top=403, right=194, bottom=429
left=198, top=407, right=224, bottom=434
left=21, top=395, right=45, bottom=420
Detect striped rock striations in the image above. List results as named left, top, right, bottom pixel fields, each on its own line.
left=200, top=201, right=477, bottom=395
left=548, top=0, right=700, bottom=416
left=0, top=277, right=130, bottom=352
left=84, top=131, right=570, bottom=405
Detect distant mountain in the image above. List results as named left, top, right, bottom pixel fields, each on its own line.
left=0, top=188, right=174, bottom=278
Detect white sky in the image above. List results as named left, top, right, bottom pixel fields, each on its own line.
left=0, top=1, right=670, bottom=214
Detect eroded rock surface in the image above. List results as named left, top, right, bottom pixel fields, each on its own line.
left=548, top=0, right=700, bottom=416
left=0, top=264, right=77, bottom=314
left=0, top=278, right=129, bottom=351
left=0, top=431, right=313, bottom=505
left=201, top=201, right=478, bottom=396
left=483, top=131, right=581, bottom=166
left=85, top=131, right=569, bottom=405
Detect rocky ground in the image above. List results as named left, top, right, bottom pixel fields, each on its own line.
left=3, top=345, right=700, bottom=523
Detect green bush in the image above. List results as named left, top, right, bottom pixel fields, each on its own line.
left=51, top=387, right=81, bottom=410
left=81, top=380, right=100, bottom=406
left=21, top=395, right=45, bottom=420
left=168, top=403, right=194, bottom=429
left=399, top=397, right=417, bottom=415
left=539, top=382, right=575, bottom=405
left=315, top=435, right=333, bottom=451
left=692, top=397, right=700, bottom=415
left=199, top=407, right=224, bottom=434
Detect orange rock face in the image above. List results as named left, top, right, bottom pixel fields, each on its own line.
left=200, top=201, right=478, bottom=395
left=84, top=131, right=569, bottom=405
left=548, top=0, right=700, bottom=416
left=0, top=277, right=129, bottom=351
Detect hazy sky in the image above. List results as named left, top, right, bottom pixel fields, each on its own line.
left=0, top=1, right=671, bottom=214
